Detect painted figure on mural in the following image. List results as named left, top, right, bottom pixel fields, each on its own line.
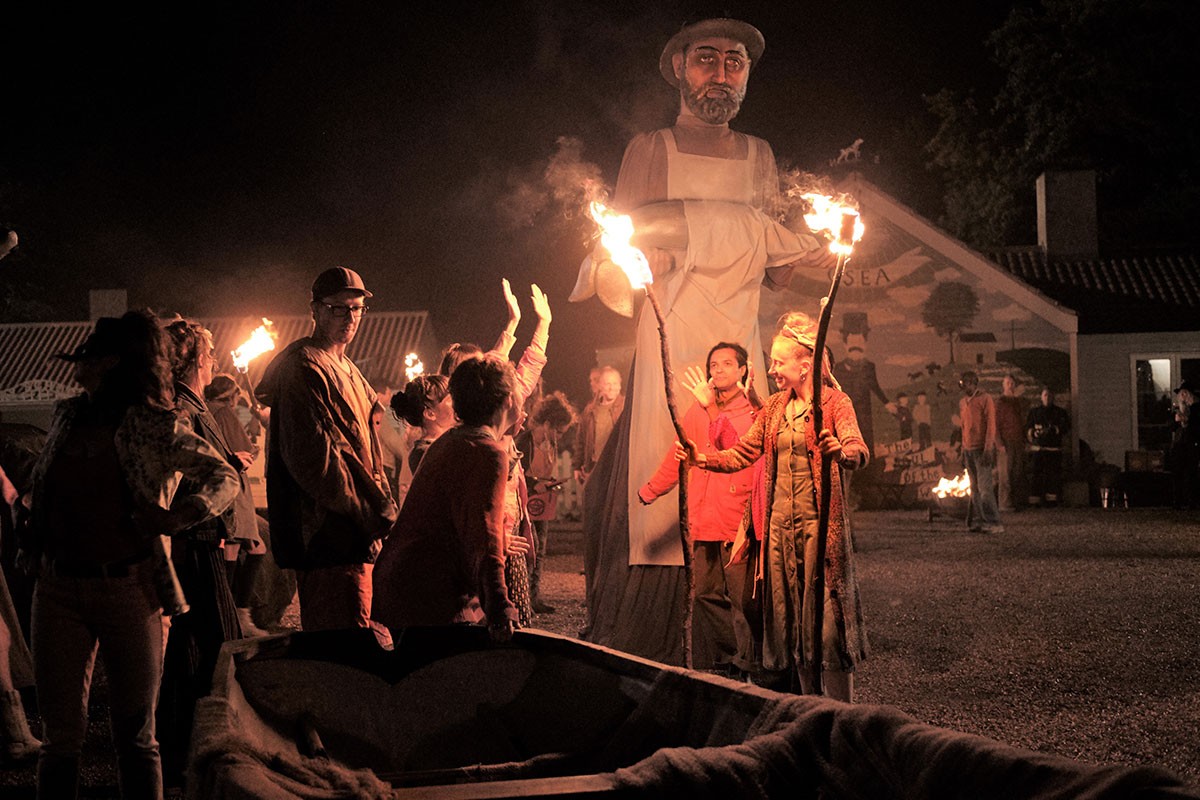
left=893, top=392, right=913, bottom=442
left=913, top=390, right=933, bottom=450
left=833, top=312, right=894, bottom=459
left=570, top=17, right=830, bottom=665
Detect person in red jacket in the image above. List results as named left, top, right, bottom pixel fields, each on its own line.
left=371, top=354, right=523, bottom=642
left=638, top=342, right=760, bottom=674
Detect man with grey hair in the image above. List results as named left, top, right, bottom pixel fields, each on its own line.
left=572, top=18, right=830, bottom=665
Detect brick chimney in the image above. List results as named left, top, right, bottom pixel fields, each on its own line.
left=89, top=289, right=128, bottom=321
left=1036, top=170, right=1099, bottom=259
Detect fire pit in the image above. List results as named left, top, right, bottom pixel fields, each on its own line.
left=927, top=472, right=971, bottom=524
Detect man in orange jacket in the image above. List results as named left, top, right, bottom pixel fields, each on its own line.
left=639, top=342, right=760, bottom=674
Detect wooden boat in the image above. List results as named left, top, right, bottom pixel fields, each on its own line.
left=188, top=627, right=1195, bottom=799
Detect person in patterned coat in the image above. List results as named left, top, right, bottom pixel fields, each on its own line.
left=679, top=312, right=869, bottom=701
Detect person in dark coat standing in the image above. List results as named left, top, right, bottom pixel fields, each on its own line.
left=158, top=318, right=251, bottom=788
left=1026, top=387, right=1071, bottom=507
left=255, top=267, right=398, bottom=631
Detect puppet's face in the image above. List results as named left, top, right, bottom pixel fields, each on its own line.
left=677, top=37, right=749, bottom=124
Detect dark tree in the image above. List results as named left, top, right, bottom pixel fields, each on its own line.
left=925, top=0, right=1200, bottom=249
left=922, top=281, right=980, bottom=364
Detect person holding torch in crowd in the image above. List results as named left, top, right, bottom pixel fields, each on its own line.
left=676, top=312, right=869, bottom=701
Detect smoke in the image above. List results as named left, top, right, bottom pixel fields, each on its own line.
left=492, top=136, right=608, bottom=232
left=545, top=136, right=607, bottom=210
left=774, top=165, right=867, bottom=238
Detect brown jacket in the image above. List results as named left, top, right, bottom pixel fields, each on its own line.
left=256, top=337, right=397, bottom=569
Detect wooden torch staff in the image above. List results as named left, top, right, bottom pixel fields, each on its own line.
left=809, top=212, right=859, bottom=695
left=643, top=287, right=695, bottom=669
left=234, top=367, right=265, bottom=415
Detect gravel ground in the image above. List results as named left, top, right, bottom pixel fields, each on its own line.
left=4, top=505, right=1197, bottom=795
left=535, top=507, right=1200, bottom=788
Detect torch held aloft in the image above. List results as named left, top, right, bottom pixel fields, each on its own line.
left=809, top=211, right=858, bottom=695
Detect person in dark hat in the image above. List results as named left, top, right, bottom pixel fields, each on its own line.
left=570, top=17, right=832, bottom=667
left=20, top=310, right=239, bottom=798
left=833, top=311, right=894, bottom=459
left=1175, top=379, right=1196, bottom=408
left=254, top=267, right=398, bottom=631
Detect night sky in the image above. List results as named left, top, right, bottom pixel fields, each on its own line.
left=1, top=1, right=1014, bottom=402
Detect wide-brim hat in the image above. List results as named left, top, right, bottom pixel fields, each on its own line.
left=56, top=317, right=123, bottom=362
left=659, top=18, right=764, bottom=87
left=1176, top=379, right=1196, bottom=395
left=840, top=311, right=871, bottom=337
left=312, top=266, right=373, bottom=302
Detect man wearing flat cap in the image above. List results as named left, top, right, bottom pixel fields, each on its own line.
left=256, top=267, right=397, bottom=630
left=575, top=18, right=829, bottom=666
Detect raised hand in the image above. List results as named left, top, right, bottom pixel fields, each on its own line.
left=530, top=283, right=552, bottom=324
left=502, top=278, right=521, bottom=328
left=680, top=364, right=715, bottom=408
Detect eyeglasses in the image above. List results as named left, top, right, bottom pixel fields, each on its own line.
left=320, top=303, right=369, bottom=318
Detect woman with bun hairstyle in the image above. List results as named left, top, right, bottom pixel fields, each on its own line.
left=391, top=375, right=453, bottom=474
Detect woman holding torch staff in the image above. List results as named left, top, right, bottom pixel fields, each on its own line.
left=677, top=312, right=869, bottom=701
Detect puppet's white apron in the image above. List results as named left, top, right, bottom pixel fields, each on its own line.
left=626, top=131, right=813, bottom=565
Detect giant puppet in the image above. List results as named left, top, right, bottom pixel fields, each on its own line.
left=571, top=18, right=829, bottom=664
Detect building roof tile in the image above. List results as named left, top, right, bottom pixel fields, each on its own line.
left=0, top=311, right=437, bottom=406
left=987, top=248, right=1200, bottom=332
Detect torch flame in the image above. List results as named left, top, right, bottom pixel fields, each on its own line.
left=589, top=200, right=652, bottom=290
left=231, top=319, right=277, bottom=373
left=802, top=193, right=865, bottom=255
left=404, top=352, right=424, bottom=383
left=932, top=472, right=972, bottom=499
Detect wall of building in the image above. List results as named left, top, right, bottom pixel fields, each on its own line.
left=758, top=214, right=1074, bottom=506
left=1077, top=331, right=1199, bottom=468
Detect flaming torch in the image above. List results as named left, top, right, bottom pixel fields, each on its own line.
left=230, top=318, right=278, bottom=408
left=589, top=199, right=696, bottom=667
left=404, top=352, right=425, bottom=383
left=805, top=193, right=864, bottom=695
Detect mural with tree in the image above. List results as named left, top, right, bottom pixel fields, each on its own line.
left=921, top=281, right=980, bottom=363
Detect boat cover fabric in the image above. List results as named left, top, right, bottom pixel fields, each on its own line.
left=188, top=644, right=1197, bottom=800
left=614, top=671, right=1197, bottom=799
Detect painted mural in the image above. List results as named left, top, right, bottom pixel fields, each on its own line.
left=759, top=214, right=1073, bottom=508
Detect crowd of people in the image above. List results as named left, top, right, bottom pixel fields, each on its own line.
left=953, top=369, right=1081, bottom=535
left=4, top=12, right=1158, bottom=799
left=0, top=267, right=596, bottom=797
left=0, top=17, right=873, bottom=797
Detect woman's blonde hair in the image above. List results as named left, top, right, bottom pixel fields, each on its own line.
left=773, top=310, right=840, bottom=389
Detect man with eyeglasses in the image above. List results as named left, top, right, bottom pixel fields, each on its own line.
left=570, top=18, right=831, bottom=666
left=256, top=267, right=398, bottom=631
